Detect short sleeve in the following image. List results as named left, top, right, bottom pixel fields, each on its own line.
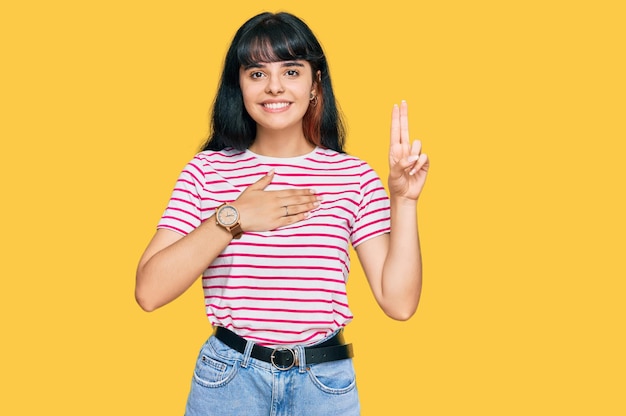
left=350, top=163, right=391, bottom=247
left=157, top=156, right=206, bottom=235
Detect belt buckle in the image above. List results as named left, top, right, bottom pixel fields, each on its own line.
left=270, top=347, right=297, bottom=370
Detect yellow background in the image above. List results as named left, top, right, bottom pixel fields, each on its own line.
left=1, top=0, right=624, bottom=414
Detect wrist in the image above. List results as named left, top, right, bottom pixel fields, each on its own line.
left=390, top=195, right=419, bottom=208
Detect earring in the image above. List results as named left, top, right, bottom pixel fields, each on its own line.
left=310, top=93, right=318, bottom=107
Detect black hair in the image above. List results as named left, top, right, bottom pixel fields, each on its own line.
left=200, top=12, right=345, bottom=152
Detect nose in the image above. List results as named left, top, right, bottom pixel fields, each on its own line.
left=265, top=75, right=284, bottom=95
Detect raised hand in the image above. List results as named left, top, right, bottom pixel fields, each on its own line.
left=232, top=170, right=322, bottom=232
left=388, top=101, right=429, bottom=200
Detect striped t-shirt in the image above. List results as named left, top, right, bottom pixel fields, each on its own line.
left=157, top=147, right=391, bottom=346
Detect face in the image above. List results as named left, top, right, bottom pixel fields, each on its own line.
left=239, top=60, right=316, bottom=136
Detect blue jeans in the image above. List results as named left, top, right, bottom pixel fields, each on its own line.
left=185, top=334, right=360, bottom=415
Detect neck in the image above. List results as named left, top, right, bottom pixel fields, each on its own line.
left=250, top=127, right=315, bottom=158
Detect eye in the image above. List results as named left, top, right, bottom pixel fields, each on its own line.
left=285, top=69, right=299, bottom=77
left=250, top=71, right=265, bottom=79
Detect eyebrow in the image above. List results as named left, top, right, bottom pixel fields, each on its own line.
left=243, top=61, right=305, bottom=70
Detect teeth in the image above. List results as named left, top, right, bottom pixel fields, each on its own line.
left=264, top=102, right=290, bottom=109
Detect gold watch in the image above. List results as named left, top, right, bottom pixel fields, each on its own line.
left=215, top=203, right=243, bottom=239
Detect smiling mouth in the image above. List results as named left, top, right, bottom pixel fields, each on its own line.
left=263, top=102, right=291, bottom=110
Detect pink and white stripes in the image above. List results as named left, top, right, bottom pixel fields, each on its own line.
left=157, top=147, right=390, bottom=346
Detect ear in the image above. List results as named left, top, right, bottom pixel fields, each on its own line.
left=312, top=70, right=322, bottom=92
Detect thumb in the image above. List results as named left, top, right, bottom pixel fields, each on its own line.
left=246, top=169, right=275, bottom=191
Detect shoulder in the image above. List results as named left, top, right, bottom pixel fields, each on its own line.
left=307, top=147, right=370, bottom=170
left=312, top=148, right=384, bottom=182
left=173, top=149, right=247, bottom=184
left=185, top=148, right=254, bottom=172
left=193, top=148, right=249, bottom=164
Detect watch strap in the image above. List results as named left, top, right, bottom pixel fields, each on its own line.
left=229, top=223, right=243, bottom=239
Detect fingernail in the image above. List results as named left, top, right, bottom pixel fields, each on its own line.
left=408, top=155, right=419, bottom=163
left=316, top=196, right=324, bottom=201
left=309, top=189, right=316, bottom=194
left=409, top=169, right=416, bottom=176
left=268, top=168, right=275, bottom=175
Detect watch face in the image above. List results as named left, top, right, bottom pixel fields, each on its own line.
left=217, top=205, right=239, bottom=226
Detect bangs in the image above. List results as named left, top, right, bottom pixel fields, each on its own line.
left=236, top=21, right=321, bottom=66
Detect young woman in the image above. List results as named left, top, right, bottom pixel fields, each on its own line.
left=136, top=11, right=429, bottom=415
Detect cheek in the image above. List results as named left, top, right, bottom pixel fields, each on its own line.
left=241, top=95, right=254, bottom=114
left=299, top=82, right=315, bottom=99
left=239, top=87, right=256, bottom=113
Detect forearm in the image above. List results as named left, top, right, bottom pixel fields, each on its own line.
left=135, top=221, right=232, bottom=311
left=381, top=196, right=423, bottom=319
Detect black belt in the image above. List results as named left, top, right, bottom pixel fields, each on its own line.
left=214, top=327, right=353, bottom=370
